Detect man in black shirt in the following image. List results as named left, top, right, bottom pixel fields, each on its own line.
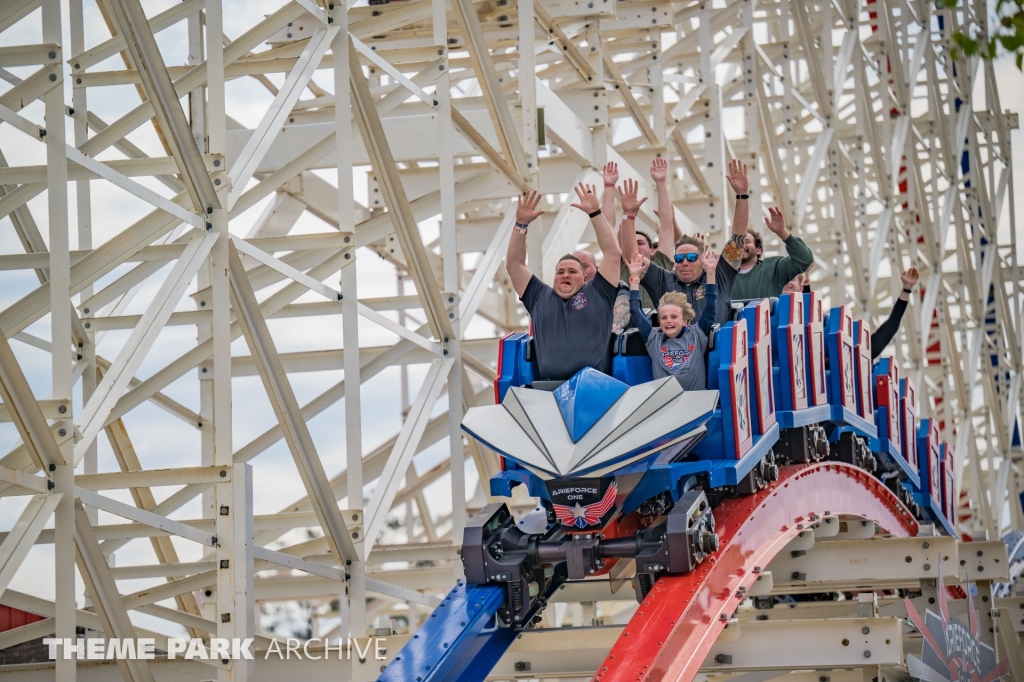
left=620, top=159, right=750, bottom=326
left=507, top=185, right=624, bottom=380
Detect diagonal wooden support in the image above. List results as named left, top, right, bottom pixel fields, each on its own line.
left=0, top=327, right=65, bottom=470
left=542, top=168, right=600, bottom=281
left=92, top=0, right=175, bottom=159
left=459, top=204, right=514, bottom=322
left=65, top=145, right=204, bottom=228
left=404, top=465, right=438, bottom=542
left=532, top=0, right=594, bottom=83
left=791, top=0, right=831, bottom=119
left=103, top=249, right=351, bottom=442
left=0, top=493, right=62, bottom=599
left=362, top=356, right=453, bottom=558
left=0, top=148, right=48, bottom=283
left=104, top=417, right=204, bottom=637
left=96, top=355, right=200, bottom=427
left=79, top=3, right=305, bottom=159
left=73, top=230, right=218, bottom=464
left=751, top=60, right=789, bottom=220
left=461, top=367, right=500, bottom=486
left=348, top=37, right=454, bottom=344
left=73, top=0, right=203, bottom=73
left=226, top=240, right=358, bottom=565
left=602, top=52, right=659, bottom=146
left=73, top=498, right=157, bottom=682
left=450, top=107, right=529, bottom=192
left=228, top=25, right=339, bottom=208
left=669, top=125, right=713, bottom=197
left=0, top=195, right=187, bottom=339
left=450, top=0, right=531, bottom=181
left=0, top=463, right=48, bottom=494
left=103, top=0, right=219, bottom=213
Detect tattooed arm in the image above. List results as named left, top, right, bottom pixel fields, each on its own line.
left=719, top=232, right=745, bottom=271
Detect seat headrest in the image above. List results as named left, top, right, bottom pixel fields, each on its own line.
left=707, top=323, right=721, bottom=350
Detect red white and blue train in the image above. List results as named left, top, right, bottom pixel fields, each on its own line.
left=379, top=292, right=957, bottom=682
left=465, top=292, right=955, bottom=612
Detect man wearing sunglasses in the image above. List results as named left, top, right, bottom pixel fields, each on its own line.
left=619, top=159, right=749, bottom=326
left=506, top=185, right=622, bottom=381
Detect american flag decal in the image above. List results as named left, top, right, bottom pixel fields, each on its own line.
left=552, top=482, right=618, bottom=528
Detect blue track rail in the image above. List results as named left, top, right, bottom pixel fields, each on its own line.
left=378, top=583, right=511, bottom=682
left=379, top=571, right=566, bottom=682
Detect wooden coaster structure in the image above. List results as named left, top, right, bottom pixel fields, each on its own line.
left=0, top=0, right=1020, bottom=680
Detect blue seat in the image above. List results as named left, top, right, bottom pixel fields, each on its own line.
left=611, top=328, right=653, bottom=386
left=823, top=306, right=877, bottom=439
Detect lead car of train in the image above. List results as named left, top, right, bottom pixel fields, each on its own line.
left=458, top=291, right=956, bottom=628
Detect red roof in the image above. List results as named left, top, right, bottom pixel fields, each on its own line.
left=0, top=605, right=44, bottom=633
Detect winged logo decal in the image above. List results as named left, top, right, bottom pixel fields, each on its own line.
left=552, top=481, right=618, bottom=528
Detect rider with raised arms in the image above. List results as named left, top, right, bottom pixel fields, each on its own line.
left=620, top=159, right=750, bottom=326
left=506, top=185, right=623, bottom=381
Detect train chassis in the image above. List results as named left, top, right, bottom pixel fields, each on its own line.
left=462, top=426, right=911, bottom=625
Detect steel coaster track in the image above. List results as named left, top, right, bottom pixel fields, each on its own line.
left=593, top=461, right=918, bottom=682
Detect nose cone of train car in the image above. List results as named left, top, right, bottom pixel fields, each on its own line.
left=462, top=368, right=719, bottom=479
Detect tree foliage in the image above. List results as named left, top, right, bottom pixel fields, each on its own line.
left=938, top=0, right=1024, bottom=69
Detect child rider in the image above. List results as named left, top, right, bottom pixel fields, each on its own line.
left=625, top=250, right=719, bottom=390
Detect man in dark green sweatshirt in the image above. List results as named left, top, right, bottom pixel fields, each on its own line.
left=731, top=206, right=814, bottom=300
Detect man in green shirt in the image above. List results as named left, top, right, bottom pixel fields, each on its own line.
left=731, top=206, right=814, bottom=300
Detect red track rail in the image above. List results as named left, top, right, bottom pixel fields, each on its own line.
left=593, top=462, right=918, bottom=682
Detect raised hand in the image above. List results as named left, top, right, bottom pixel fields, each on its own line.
left=900, top=267, right=920, bottom=289
left=618, top=178, right=648, bottom=216
left=603, top=161, right=619, bottom=188
left=653, top=208, right=678, bottom=226
left=700, top=249, right=719, bottom=272
left=516, top=190, right=545, bottom=225
left=726, top=159, right=748, bottom=194
left=692, top=231, right=706, bottom=244
left=626, top=251, right=648, bottom=279
left=650, top=157, right=668, bottom=183
left=570, top=182, right=601, bottom=214
left=764, top=206, right=788, bottom=238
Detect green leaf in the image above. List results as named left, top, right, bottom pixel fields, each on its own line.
left=952, top=32, right=981, bottom=56
left=999, top=34, right=1022, bottom=52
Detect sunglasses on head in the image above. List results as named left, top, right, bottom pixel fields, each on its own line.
left=674, top=253, right=700, bottom=263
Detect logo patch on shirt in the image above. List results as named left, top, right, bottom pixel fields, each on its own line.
left=660, top=343, right=695, bottom=369
left=570, top=292, right=588, bottom=310
left=693, top=285, right=705, bottom=300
